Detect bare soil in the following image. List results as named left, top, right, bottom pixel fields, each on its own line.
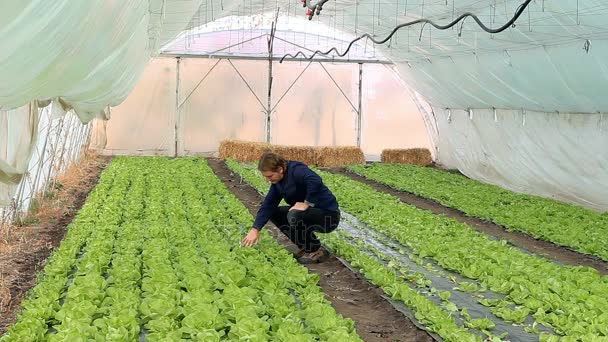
left=0, top=153, right=110, bottom=334
left=207, top=158, right=434, bottom=342
left=333, top=168, right=608, bottom=276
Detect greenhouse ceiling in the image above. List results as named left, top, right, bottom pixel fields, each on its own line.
left=2, top=0, right=608, bottom=120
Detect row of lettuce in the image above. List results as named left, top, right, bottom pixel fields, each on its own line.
left=226, top=159, right=608, bottom=341
left=2, top=157, right=360, bottom=341
left=347, top=163, right=608, bottom=261
left=227, top=160, right=487, bottom=341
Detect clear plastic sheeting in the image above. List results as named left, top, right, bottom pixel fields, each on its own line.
left=95, top=58, right=178, bottom=156
left=0, top=99, right=89, bottom=188
left=178, top=58, right=266, bottom=155
left=395, top=39, right=608, bottom=113
left=156, top=0, right=608, bottom=208
left=433, top=107, right=608, bottom=212
left=0, top=108, right=91, bottom=221
left=0, top=102, right=39, bottom=204
left=4, top=0, right=607, bottom=213
left=89, top=119, right=108, bottom=151
left=0, top=1, right=148, bottom=120
left=361, top=65, right=433, bottom=161
left=0, top=0, right=204, bottom=121
left=162, top=14, right=382, bottom=62
left=153, top=0, right=207, bottom=51
left=270, top=62, right=358, bottom=147
left=185, top=0, right=608, bottom=111
left=95, top=56, right=431, bottom=159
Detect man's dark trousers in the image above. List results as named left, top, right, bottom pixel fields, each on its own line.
left=270, top=206, right=340, bottom=253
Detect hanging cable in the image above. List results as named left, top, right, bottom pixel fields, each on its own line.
left=280, top=0, right=533, bottom=63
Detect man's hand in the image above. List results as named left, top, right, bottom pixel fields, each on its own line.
left=241, top=228, right=260, bottom=247
left=289, top=202, right=309, bottom=211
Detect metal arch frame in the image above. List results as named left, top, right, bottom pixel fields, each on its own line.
left=160, top=52, right=390, bottom=65
left=174, top=55, right=269, bottom=154
left=172, top=59, right=366, bottom=150
left=170, top=22, right=378, bottom=151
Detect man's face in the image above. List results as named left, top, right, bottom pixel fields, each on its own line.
left=262, top=168, right=284, bottom=184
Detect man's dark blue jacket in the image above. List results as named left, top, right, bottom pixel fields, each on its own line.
left=253, top=161, right=339, bottom=230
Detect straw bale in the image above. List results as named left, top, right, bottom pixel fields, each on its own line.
left=219, top=140, right=365, bottom=167
left=218, top=140, right=271, bottom=163
left=274, top=145, right=317, bottom=166
left=381, top=148, right=432, bottom=165
left=315, top=146, right=365, bottom=167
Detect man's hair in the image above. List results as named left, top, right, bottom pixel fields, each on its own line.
left=258, top=151, right=287, bottom=172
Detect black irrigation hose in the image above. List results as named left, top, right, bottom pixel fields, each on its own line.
left=279, top=0, right=534, bottom=63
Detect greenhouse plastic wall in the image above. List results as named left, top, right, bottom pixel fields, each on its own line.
left=0, top=106, right=92, bottom=228
left=179, top=58, right=267, bottom=154
left=433, top=107, right=608, bottom=212
left=93, top=57, right=432, bottom=160
left=98, top=58, right=178, bottom=156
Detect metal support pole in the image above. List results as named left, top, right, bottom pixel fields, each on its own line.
left=61, top=115, right=81, bottom=174
left=13, top=103, right=42, bottom=211
left=67, top=123, right=82, bottom=165
left=83, top=122, right=93, bottom=151
left=175, top=57, right=181, bottom=157
left=54, top=113, right=74, bottom=181
left=357, top=63, right=363, bottom=148
left=12, top=170, right=28, bottom=222
left=78, top=123, right=92, bottom=160
left=160, top=53, right=391, bottom=65
left=266, top=9, right=279, bottom=143
left=30, top=107, right=53, bottom=201
left=70, top=123, right=86, bottom=164
left=41, top=115, right=65, bottom=199
left=266, top=52, right=272, bottom=143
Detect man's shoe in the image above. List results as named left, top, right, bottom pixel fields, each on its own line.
left=297, top=247, right=329, bottom=264
left=293, top=248, right=305, bottom=258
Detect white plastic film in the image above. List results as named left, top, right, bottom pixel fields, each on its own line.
left=434, top=107, right=608, bottom=211
left=0, top=1, right=203, bottom=119
left=101, top=56, right=431, bottom=159
left=100, top=58, right=178, bottom=156
left=361, top=64, right=433, bottom=160
left=178, top=58, right=267, bottom=156
left=271, top=62, right=358, bottom=147
left=0, top=102, right=39, bottom=204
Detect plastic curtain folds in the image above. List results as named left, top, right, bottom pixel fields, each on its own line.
left=0, top=1, right=204, bottom=120
left=433, top=107, right=608, bottom=211
left=0, top=1, right=157, bottom=121
left=0, top=1, right=203, bottom=205
left=0, top=102, right=39, bottom=204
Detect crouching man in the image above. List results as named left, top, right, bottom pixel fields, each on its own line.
left=241, top=152, right=340, bottom=263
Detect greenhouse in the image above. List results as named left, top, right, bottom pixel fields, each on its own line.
left=1, top=1, right=607, bottom=341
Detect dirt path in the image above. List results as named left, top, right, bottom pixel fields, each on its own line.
left=0, top=153, right=110, bottom=334
left=332, top=168, right=608, bottom=276
left=207, top=158, right=434, bottom=342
